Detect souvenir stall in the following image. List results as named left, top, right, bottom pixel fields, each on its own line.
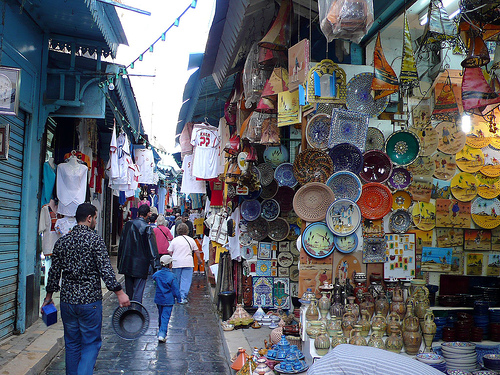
left=182, top=0, right=500, bottom=373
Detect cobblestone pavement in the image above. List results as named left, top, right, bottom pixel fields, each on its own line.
left=41, top=274, right=231, bottom=375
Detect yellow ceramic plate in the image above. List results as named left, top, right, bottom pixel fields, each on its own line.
left=476, top=173, right=500, bottom=199
left=456, top=145, right=484, bottom=173
left=407, top=156, right=436, bottom=178
left=489, top=135, right=500, bottom=149
left=392, top=190, right=413, bottom=210
left=413, top=125, right=439, bottom=157
left=472, top=197, right=500, bottom=229
left=451, top=172, right=478, bottom=202
left=481, top=145, right=500, bottom=177
left=433, top=152, right=457, bottom=181
left=466, top=135, right=490, bottom=148
left=435, top=122, right=466, bottom=154
left=412, top=201, right=436, bottom=231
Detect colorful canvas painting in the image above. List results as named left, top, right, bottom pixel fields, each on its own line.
left=384, top=233, right=416, bottom=279
left=487, top=253, right=500, bottom=276
left=431, top=178, right=451, bottom=199
left=273, top=277, right=291, bottom=309
left=288, top=39, right=310, bottom=92
left=436, top=228, right=464, bottom=247
left=336, top=253, right=362, bottom=284
left=298, top=266, right=334, bottom=299
left=408, top=177, right=433, bottom=202
left=256, top=260, right=272, bottom=276
left=492, top=227, right=500, bottom=251
left=466, top=253, right=484, bottom=276
left=409, top=229, right=433, bottom=255
left=421, top=247, right=452, bottom=272
left=451, top=250, right=463, bottom=274
left=252, top=276, right=274, bottom=308
left=433, top=152, right=457, bottom=181
left=464, top=229, right=491, bottom=251
left=362, top=218, right=384, bottom=237
left=278, top=90, right=301, bottom=127
left=435, top=198, right=471, bottom=228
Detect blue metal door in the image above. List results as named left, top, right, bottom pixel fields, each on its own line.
left=0, top=112, right=25, bottom=340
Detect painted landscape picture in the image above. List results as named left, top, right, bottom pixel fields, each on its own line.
left=436, top=228, right=464, bottom=247
left=487, top=254, right=500, bottom=276
left=421, top=246, right=452, bottom=272
left=435, top=198, right=471, bottom=228
left=466, top=253, right=483, bottom=276
left=431, top=178, right=451, bottom=199
left=464, top=229, right=491, bottom=251
left=492, top=227, right=500, bottom=251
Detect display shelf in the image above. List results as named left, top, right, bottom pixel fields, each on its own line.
left=430, top=306, right=473, bottom=311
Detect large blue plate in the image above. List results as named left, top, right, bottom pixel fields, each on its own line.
left=241, top=199, right=261, bottom=221
left=334, top=233, right=358, bottom=254
left=261, top=199, right=280, bottom=221
left=275, top=163, right=298, bottom=188
left=326, top=171, right=362, bottom=202
left=328, top=143, right=363, bottom=174
left=301, top=222, right=335, bottom=259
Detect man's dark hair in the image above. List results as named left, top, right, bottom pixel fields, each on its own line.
left=138, top=204, right=150, bottom=218
left=149, top=213, right=158, bottom=223
left=76, top=203, right=97, bottom=223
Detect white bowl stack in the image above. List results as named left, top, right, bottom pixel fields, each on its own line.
left=441, top=342, right=478, bottom=372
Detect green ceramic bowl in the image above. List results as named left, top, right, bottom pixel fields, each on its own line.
left=385, top=130, right=420, bottom=166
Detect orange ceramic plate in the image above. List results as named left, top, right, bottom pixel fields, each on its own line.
left=476, top=172, right=500, bottom=199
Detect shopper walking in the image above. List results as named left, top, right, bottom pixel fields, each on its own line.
left=41, top=203, right=130, bottom=375
left=181, top=211, right=194, bottom=237
left=117, top=204, right=160, bottom=303
left=152, top=255, right=181, bottom=342
left=168, top=223, right=203, bottom=304
left=154, top=215, right=173, bottom=255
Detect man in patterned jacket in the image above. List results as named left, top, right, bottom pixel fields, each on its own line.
left=42, top=203, right=130, bottom=375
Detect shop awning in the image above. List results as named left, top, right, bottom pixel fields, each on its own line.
left=17, top=0, right=128, bottom=58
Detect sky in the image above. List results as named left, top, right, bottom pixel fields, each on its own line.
left=113, top=0, right=216, bottom=163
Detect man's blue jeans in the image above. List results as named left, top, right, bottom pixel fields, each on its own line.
left=173, top=267, right=193, bottom=300
left=61, top=300, right=103, bottom=375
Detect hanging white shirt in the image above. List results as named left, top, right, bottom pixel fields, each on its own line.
left=57, top=160, right=88, bottom=216
left=226, top=207, right=241, bottom=259
left=54, top=216, right=77, bottom=236
left=190, top=124, right=221, bottom=179
left=181, top=154, right=206, bottom=194
left=113, top=132, right=133, bottom=186
left=106, top=125, right=119, bottom=179
left=217, top=118, right=230, bottom=175
left=135, top=148, right=155, bottom=184
left=38, top=205, right=61, bottom=255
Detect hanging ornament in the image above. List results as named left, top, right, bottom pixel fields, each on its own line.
left=461, top=29, right=490, bottom=68
left=432, top=75, right=460, bottom=122
left=400, top=13, right=419, bottom=91
left=371, top=32, right=399, bottom=100
left=462, top=67, right=500, bottom=116
left=258, top=0, right=292, bottom=51
left=261, top=67, right=289, bottom=97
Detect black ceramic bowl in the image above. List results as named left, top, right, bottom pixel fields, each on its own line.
left=483, top=354, right=500, bottom=371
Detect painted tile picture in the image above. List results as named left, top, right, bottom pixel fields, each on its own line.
left=466, top=253, right=484, bottom=276
left=278, top=90, right=302, bottom=127
left=256, top=260, right=272, bottom=276
left=436, top=228, right=464, bottom=248
left=464, top=229, right=491, bottom=251
left=408, top=177, right=433, bottom=202
left=487, top=253, right=500, bottom=276
left=409, top=229, right=433, bottom=255
left=421, top=247, right=453, bottom=272
left=492, top=227, right=500, bottom=251
left=252, top=276, right=274, bottom=308
left=431, top=178, right=451, bottom=199
left=273, top=277, right=291, bottom=309
left=435, top=198, right=471, bottom=228
left=258, top=242, right=272, bottom=260
left=362, top=218, right=384, bottom=237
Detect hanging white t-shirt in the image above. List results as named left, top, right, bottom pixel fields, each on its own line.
left=181, top=154, right=206, bottom=194
left=135, top=148, right=155, bottom=184
left=226, top=207, right=241, bottom=259
left=190, top=125, right=221, bottom=179
left=54, top=216, right=77, bottom=236
left=106, top=125, right=119, bottom=179
left=57, top=161, right=88, bottom=216
left=38, top=205, right=62, bottom=255
left=113, top=132, right=133, bottom=186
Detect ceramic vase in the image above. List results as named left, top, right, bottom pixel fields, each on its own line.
left=305, top=299, right=320, bottom=321
left=368, top=327, right=385, bottom=349
left=385, top=328, right=403, bottom=353
left=349, top=327, right=367, bottom=346
left=390, top=287, right=406, bottom=320
left=402, top=304, right=422, bottom=355
left=359, top=309, right=371, bottom=337
left=318, top=291, right=331, bottom=319
left=342, top=310, right=357, bottom=338
left=314, top=327, right=330, bottom=356
left=329, top=292, right=344, bottom=318
left=353, top=273, right=368, bottom=304
left=330, top=330, right=343, bottom=349
left=371, top=312, right=387, bottom=335
left=386, top=311, right=402, bottom=336
left=326, top=317, right=341, bottom=336
left=375, top=291, right=389, bottom=317
left=359, top=292, right=375, bottom=318
left=422, top=308, right=436, bottom=352
left=346, top=296, right=359, bottom=318
left=306, top=320, right=324, bottom=339
left=411, top=282, right=429, bottom=320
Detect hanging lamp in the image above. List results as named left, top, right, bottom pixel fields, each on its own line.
left=371, top=32, right=399, bottom=100
left=400, top=12, right=419, bottom=91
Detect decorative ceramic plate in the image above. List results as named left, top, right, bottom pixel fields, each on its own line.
left=365, top=127, right=385, bottom=151
left=407, top=156, right=436, bottom=178
left=358, top=182, right=392, bottom=220
left=277, top=251, right=294, bottom=267
left=247, top=217, right=270, bottom=241
left=476, top=173, right=500, bottom=199
left=301, top=222, right=336, bottom=259
left=257, top=163, right=275, bottom=186
left=387, top=167, right=413, bottom=190
left=334, top=233, right=358, bottom=253
left=325, top=199, right=361, bottom=236
left=467, top=134, right=490, bottom=148
left=240, top=199, right=261, bottom=221
left=263, top=145, right=289, bottom=167
left=306, top=114, right=331, bottom=149
left=441, top=342, right=476, bottom=349
left=293, top=149, right=333, bottom=184
left=415, top=353, right=445, bottom=364
left=389, top=209, right=412, bottom=233
left=292, top=182, right=335, bottom=222
left=261, top=199, right=280, bottom=221
left=433, top=152, right=457, bottom=180
left=456, top=144, right=484, bottom=173
left=328, top=108, right=370, bottom=151
left=326, top=171, right=362, bottom=202
left=239, top=232, right=253, bottom=246
left=268, top=218, right=290, bottom=241
left=287, top=224, right=301, bottom=241
left=472, top=197, right=500, bottom=229
left=414, top=125, right=439, bottom=157
left=363, top=237, right=387, bottom=263
left=451, top=172, right=478, bottom=202
left=359, top=150, right=393, bottom=183
left=275, top=186, right=295, bottom=213
left=328, top=143, right=363, bottom=174
left=274, top=163, right=298, bottom=188
left=346, top=72, right=389, bottom=117
left=237, top=152, right=249, bottom=173
left=289, top=265, right=299, bottom=281
left=411, top=201, right=436, bottom=231
left=435, top=121, right=466, bottom=154
left=385, top=130, right=420, bottom=166
left=261, top=179, right=279, bottom=199
left=241, top=243, right=258, bottom=260
left=481, top=145, right=500, bottom=177
left=392, top=190, right=413, bottom=210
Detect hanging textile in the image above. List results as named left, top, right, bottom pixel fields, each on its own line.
left=462, top=67, right=500, bottom=115
left=432, top=76, right=460, bottom=122
left=371, top=32, right=399, bottom=100
left=400, top=13, right=419, bottom=90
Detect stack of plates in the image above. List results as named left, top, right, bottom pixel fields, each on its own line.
left=415, top=353, right=446, bottom=372
left=441, top=342, right=478, bottom=372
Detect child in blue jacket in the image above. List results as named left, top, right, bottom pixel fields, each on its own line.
left=152, top=255, right=181, bottom=342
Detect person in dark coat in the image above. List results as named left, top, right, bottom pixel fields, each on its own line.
left=117, top=204, right=159, bottom=303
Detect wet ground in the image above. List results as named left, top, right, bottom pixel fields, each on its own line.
left=41, top=274, right=231, bottom=375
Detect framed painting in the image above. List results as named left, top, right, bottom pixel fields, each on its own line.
left=464, top=229, right=491, bottom=251
left=435, top=198, right=471, bottom=228
left=492, top=227, right=500, bottom=251
left=436, top=228, right=464, bottom=248
left=422, top=247, right=452, bottom=272
left=0, top=67, right=21, bottom=116
left=487, top=253, right=500, bottom=276
left=466, top=253, right=484, bottom=276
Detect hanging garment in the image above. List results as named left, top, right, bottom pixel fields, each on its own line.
left=181, top=154, right=207, bottom=194
left=107, top=124, right=119, bottom=179
left=180, top=122, right=194, bottom=159
left=190, top=123, right=221, bottom=179
left=54, top=216, right=77, bottom=236
left=135, top=148, right=155, bottom=184
left=56, top=159, right=88, bottom=216
left=158, top=187, right=167, bottom=214
left=39, top=204, right=62, bottom=255
left=41, top=160, right=56, bottom=207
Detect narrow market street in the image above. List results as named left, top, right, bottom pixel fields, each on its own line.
left=41, top=274, right=231, bottom=375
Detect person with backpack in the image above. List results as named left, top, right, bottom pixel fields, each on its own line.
left=154, top=215, right=174, bottom=255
